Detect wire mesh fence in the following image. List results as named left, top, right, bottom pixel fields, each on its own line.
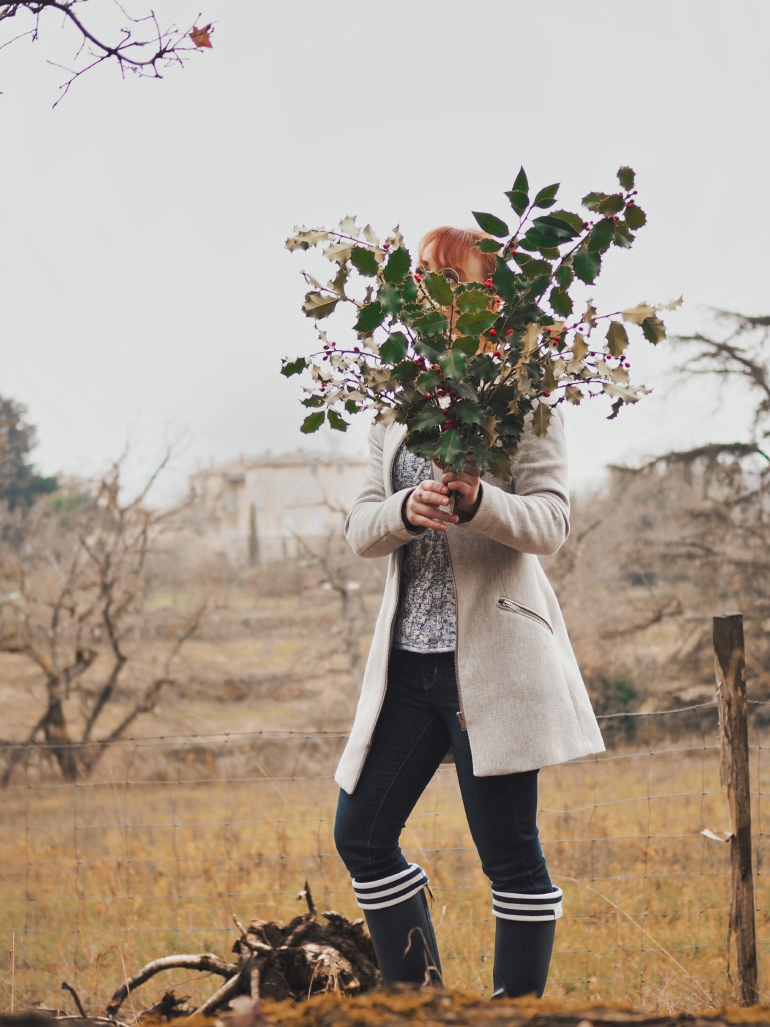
left=4, top=701, right=770, bottom=1013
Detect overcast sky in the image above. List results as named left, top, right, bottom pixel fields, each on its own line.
left=2, top=0, right=769, bottom=503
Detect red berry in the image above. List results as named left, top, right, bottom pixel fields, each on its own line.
left=485, top=278, right=493, bottom=287
left=544, top=391, right=550, bottom=397
left=383, top=242, right=390, bottom=248
left=489, top=329, right=496, bottom=337
left=415, top=274, right=421, bottom=281
left=506, top=329, right=513, bottom=335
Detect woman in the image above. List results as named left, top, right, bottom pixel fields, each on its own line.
left=333, top=226, right=604, bottom=996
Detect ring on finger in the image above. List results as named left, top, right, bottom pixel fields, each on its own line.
left=416, top=489, right=423, bottom=500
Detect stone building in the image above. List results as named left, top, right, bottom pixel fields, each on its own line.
left=189, top=450, right=368, bottom=562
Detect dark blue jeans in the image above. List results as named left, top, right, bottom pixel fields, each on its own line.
left=334, top=647, right=553, bottom=894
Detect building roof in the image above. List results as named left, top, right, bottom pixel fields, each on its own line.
left=191, top=449, right=367, bottom=478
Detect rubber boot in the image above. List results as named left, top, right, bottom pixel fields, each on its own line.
left=491, top=916, right=556, bottom=998
left=363, top=889, right=443, bottom=987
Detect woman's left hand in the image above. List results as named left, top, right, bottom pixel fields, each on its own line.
left=437, top=464, right=482, bottom=515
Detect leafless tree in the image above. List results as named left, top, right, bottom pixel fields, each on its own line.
left=0, top=0, right=211, bottom=105
left=548, top=310, right=770, bottom=707
left=292, top=498, right=368, bottom=700
left=0, top=453, right=205, bottom=784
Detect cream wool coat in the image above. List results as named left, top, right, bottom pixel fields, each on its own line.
left=334, top=411, right=605, bottom=795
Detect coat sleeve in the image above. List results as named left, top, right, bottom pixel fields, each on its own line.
left=462, top=408, right=570, bottom=556
left=344, top=423, right=428, bottom=559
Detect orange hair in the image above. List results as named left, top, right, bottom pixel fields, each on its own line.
left=418, top=226, right=497, bottom=283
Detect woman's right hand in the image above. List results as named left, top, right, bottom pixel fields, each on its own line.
left=404, top=479, right=459, bottom=531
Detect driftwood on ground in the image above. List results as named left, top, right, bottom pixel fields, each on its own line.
left=103, top=882, right=379, bottom=1017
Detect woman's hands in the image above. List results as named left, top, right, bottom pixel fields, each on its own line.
left=442, top=465, right=482, bottom=514
left=403, top=479, right=459, bottom=531
left=403, top=466, right=482, bottom=530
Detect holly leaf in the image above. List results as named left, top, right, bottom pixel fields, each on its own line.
left=439, top=349, right=468, bottom=379
left=531, top=403, right=553, bottom=437
left=456, top=288, right=490, bottom=311
left=382, top=247, right=411, bottom=283
left=624, top=204, right=647, bottom=230
left=549, top=210, right=585, bottom=233
left=613, top=222, right=634, bottom=248
left=472, top=211, right=509, bottom=237
left=302, top=292, right=339, bottom=320
left=380, top=332, right=408, bottom=363
left=416, top=370, right=443, bottom=394
left=323, top=241, right=354, bottom=264
left=300, top=410, right=325, bottom=433
left=622, top=302, right=657, bottom=325
left=505, top=190, right=529, bottom=216
left=617, top=166, right=635, bottom=191
left=410, top=310, right=449, bottom=336
left=415, top=338, right=443, bottom=363
left=565, top=386, right=582, bottom=405
left=412, top=406, right=446, bottom=432
left=491, top=259, right=518, bottom=303
left=513, top=166, right=528, bottom=194
left=582, top=191, right=608, bottom=211
left=555, top=265, right=573, bottom=289
left=587, top=219, right=614, bottom=252
left=550, top=288, right=573, bottom=317
left=354, top=301, right=386, bottom=334
left=642, top=316, right=667, bottom=344
left=567, top=333, right=589, bottom=372
left=350, top=246, right=379, bottom=276
left=327, top=410, right=349, bottom=432
left=425, top=271, right=454, bottom=306
left=281, top=357, right=307, bottom=377
left=534, top=183, right=560, bottom=209
left=606, top=321, right=629, bottom=356
left=520, top=322, right=541, bottom=360
left=603, top=382, right=644, bottom=403
left=379, top=282, right=403, bottom=316
left=541, top=359, right=557, bottom=391
left=362, top=224, right=379, bottom=246
left=474, top=238, right=502, bottom=253
left=456, top=309, right=498, bottom=335
left=338, top=215, right=360, bottom=237
left=436, top=428, right=467, bottom=468
left=489, top=447, right=514, bottom=484
left=453, top=335, right=479, bottom=357
left=521, top=258, right=551, bottom=281
left=596, top=193, right=625, bottom=216
left=455, top=401, right=485, bottom=425
left=533, top=214, right=580, bottom=242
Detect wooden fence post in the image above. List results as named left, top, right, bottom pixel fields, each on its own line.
left=714, top=612, right=758, bottom=1006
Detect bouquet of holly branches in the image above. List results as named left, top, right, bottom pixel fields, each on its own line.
left=282, top=166, right=680, bottom=486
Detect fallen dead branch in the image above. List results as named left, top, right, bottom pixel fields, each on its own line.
left=104, top=882, right=379, bottom=1017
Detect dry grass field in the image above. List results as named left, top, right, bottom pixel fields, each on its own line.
left=4, top=721, right=770, bottom=1017
left=3, top=572, right=770, bottom=1018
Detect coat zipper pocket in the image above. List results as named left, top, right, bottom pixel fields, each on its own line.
left=497, top=597, right=554, bottom=635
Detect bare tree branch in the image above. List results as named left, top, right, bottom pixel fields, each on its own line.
left=0, top=0, right=210, bottom=105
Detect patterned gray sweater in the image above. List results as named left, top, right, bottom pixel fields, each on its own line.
left=391, top=444, right=457, bottom=652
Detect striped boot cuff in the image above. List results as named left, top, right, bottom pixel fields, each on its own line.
left=492, top=886, right=563, bottom=921
left=352, top=863, right=429, bottom=911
